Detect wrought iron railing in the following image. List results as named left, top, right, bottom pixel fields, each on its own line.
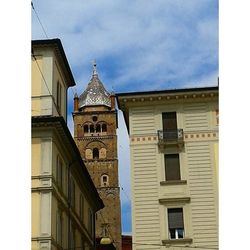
left=158, top=129, right=184, bottom=142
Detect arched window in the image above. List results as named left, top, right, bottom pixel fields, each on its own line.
left=93, top=148, right=99, bottom=159
left=96, top=124, right=101, bottom=133
left=84, top=125, right=89, bottom=133
left=101, top=174, right=109, bottom=187
left=90, top=124, right=94, bottom=133
left=102, top=123, right=107, bottom=132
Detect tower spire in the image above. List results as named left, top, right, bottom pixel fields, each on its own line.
left=92, top=60, right=98, bottom=76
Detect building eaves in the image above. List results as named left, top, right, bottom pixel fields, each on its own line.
left=32, top=38, right=76, bottom=87
left=116, top=85, right=218, bottom=134
left=116, top=86, right=218, bottom=109
left=32, top=115, right=104, bottom=210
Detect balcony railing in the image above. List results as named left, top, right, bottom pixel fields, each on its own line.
left=158, top=129, right=184, bottom=144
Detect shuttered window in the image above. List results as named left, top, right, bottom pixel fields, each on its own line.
left=165, top=154, right=181, bottom=180
left=56, top=209, right=63, bottom=245
left=162, top=112, right=178, bottom=139
left=56, top=156, right=63, bottom=189
left=79, top=194, right=84, bottom=222
left=168, top=208, right=184, bottom=239
left=56, top=81, right=62, bottom=112
left=70, top=178, right=75, bottom=208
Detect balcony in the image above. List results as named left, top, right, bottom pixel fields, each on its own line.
left=157, top=129, right=184, bottom=149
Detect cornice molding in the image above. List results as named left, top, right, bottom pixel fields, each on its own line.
left=118, top=91, right=218, bottom=109
left=159, top=197, right=190, bottom=204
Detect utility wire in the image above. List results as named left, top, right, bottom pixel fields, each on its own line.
left=31, top=1, right=49, bottom=39
left=32, top=53, right=60, bottom=114
left=32, top=54, right=52, bottom=97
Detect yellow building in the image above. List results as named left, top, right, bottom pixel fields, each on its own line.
left=32, top=39, right=104, bottom=250
left=117, top=87, right=218, bottom=250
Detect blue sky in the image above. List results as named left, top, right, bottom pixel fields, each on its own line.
left=32, top=0, right=218, bottom=234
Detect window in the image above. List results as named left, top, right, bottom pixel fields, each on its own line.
left=81, top=235, right=85, bottom=250
left=56, top=209, right=63, bottom=246
left=168, top=208, right=184, bottom=239
left=70, top=178, right=75, bottom=208
left=80, top=194, right=84, bottom=222
left=102, top=123, right=107, bottom=132
left=165, top=154, right=181, bottom=181
left=101, top=174, right=109, bottom=187
left=162, top=112, right=177, bottom=139
left=96, top=124, right=101, bottom=133
left=56, top=81, right=62, bottom=112
left=88, top=208, right=94, bottom=237
left=69, top=221, right=75, bottom=250
left=93, top=148, right=99, bottom=159
left=90, top=124, right=94, bottom=133
left=92, top=116, right=98, bottom=122
left=56, top=156, right=63, bottom=189
left=84, top=124, right=89, bottom=133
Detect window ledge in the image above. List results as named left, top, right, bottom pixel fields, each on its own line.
left=162, top=238, right=193, bottom=245
left=160, top=180, right=187, bottom=186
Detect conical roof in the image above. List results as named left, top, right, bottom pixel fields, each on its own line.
left=78, top=63, right=111, bottom=108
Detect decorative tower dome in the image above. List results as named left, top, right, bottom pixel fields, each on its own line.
left=78, top=62, right=111, bottom=108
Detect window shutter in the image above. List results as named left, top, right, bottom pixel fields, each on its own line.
left=165, top=154, right=181, bottom=180
left=168, top=208, right=184, bottom=229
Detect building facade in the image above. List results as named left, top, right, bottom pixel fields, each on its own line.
left=32, top=39, right=104, bottom=250
left=117, top=87, right=218, bottom=250
left=72, top=64, right=122, bottom=250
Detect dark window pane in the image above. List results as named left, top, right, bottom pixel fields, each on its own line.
left=169, top=229, right=176, bottom=239
left=165, top=154, right=180, bottom=180
left=90, top=124, right=94, bottom=133
left=102, top=124, right=107, bottom=132
left=93, top=148, right=99, bottom=159
left=84, top=125, right=89, bottom=133
left=177, top=228, right=184, bottom=239
left=96, top=124, right=101, bottom=133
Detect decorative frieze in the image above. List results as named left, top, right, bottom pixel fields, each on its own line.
left=130, top=131, right=218, bottom=144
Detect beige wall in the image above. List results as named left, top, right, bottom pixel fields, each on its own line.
left=121, top=93, right=218, bottom=250
left=32, top=128, right=97, bottom=249
left=31, top=48, right=68, bottom=120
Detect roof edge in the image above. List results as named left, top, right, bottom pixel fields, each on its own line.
left=32, top=115, right=104, bottom=210
left=116, top=85, right=218, bottom=98
left=32, top=38, right=76, bottom=87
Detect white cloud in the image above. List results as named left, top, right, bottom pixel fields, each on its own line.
left=33, top=0, right=218, bottom=234
left=32, top=0, right=218, bottom=92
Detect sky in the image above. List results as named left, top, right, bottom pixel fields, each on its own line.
left=31, top=0, right=218, bottom=234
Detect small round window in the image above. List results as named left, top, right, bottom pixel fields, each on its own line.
left=92, top=116, right=98, bottom=122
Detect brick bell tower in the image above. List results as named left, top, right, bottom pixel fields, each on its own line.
left=73, top=62, right=121, bottom=250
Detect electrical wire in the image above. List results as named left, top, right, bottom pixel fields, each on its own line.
left=31, top=53, right=60, bottom=113
left=31, top=1, right=49, bottom=39
left=32, top=1, right=78, bottom=99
